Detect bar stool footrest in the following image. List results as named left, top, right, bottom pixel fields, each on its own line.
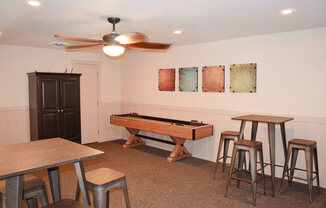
left=217, top=156, right=232, bottom=161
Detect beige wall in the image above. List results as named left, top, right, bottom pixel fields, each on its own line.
left=121, top=27, right=326, bottom=117
left=0, top=44, right=122, bottom=144
left=120, top=27, right=326, bottom=187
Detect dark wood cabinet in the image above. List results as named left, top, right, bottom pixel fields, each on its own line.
left=28, top=72, right=81, bottom=143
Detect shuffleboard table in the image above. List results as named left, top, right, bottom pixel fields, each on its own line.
left=110, top=113, right=213, bottom=162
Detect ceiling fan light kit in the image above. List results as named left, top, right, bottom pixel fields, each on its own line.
left=54, top=16, right=172, bottom=57
left=26, top=0, right=41, bottom=7
left=103, top=45, right=125, bottom=57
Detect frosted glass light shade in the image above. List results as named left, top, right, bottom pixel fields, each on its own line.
left=102, top=45, right=125, bottom=57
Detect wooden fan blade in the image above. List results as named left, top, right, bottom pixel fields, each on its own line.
left=115, top=32, right=149, bottom=44
left=125, top=42, right=172, bottom=50
left=65, top=43, right=104, bottom=50
left=54, top=34, right=103, bottom=43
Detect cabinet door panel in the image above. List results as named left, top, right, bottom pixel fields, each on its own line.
left=61, top=78, right=80, bottom=109
left=60, top=77, right=81, bottom=143
left=38, top=77, right=61, bottom=139
left=39, top=79, right=60, bottom=110
left=61, top=111, right=80, bottom=141
left=39, top=113, right=60, bottom=139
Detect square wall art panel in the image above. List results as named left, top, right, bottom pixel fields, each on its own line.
left=230, top=63, right=257, bottom=93
left=202, top=65, right=225, bottom=92
left=158, top=68, right=175, bottom=91
left=179, top=67, right=198, bottom=92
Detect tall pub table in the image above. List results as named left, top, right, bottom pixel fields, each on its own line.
left=232, top=114, right=294, bottom=197
left=0, top=138, right=104, bottom=208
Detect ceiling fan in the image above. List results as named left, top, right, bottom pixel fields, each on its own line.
left=54, top=17, right=172, bottom=57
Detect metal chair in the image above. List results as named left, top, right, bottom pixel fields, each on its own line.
left=279, top=138, right=320, bottom=203
left=0, top=174, right=48, bottom=208
left=225, top=139, right=265, bottom=206
left=76, top=168, right=130, bottom=208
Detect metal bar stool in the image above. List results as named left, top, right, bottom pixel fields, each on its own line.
left=225, top=140, right=265, bottom=206
left=213, top=131, right=246, bottom=179
left=76, top=168, right=130, bottom=208
left=0, top=175, right=49, bottom=208
left=279, top=138, right=320, bottom=203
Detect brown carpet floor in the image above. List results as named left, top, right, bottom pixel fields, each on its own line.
left=30, top=139, right=326, bottom=208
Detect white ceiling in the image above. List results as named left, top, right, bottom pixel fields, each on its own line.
left=0, top=0, right=326, bottom=50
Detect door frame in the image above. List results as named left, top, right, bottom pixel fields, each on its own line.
left=71, top=60, right=101, bottom=143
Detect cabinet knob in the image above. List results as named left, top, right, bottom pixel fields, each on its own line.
left=57, top=110, right=60, bottom=112
left=61, top=110, right=64, bottom=112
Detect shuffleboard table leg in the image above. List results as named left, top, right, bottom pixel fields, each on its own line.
left=122, top=128, right=145, bottom=149
left=167, top=137, right=192, bottom=162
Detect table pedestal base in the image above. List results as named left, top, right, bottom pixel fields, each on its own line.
left=122, top=128, right=145, bottom=149
left=123, top=130, right=192, bottom=162
left=167, top=137, right=192, bottom=163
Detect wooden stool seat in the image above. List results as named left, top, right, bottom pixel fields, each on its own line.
left=279, top=138, right=320, bottom=203
left=85, top=168, right=125, bottom=186
left=221, top=131, right=240, bottom=136
left=44, top=199, right=91, bottom=208
left=23, top=175, right=46, bottom=190
left=0, top=175, right=45, bottom=192
left=225, top=139, right=265, bottom=206
left=289, top=138, right=316, bottom=146
left=235, top=140, right=262, bottom=147
left=0, top=174, right=48, bottom=208
left=76, top=168, right=130, bottom=208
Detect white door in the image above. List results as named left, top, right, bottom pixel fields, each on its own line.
left=73, top=61, right=100, bottom=144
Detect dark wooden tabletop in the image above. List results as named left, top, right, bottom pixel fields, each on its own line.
left=232, top=114, right=294, bottom=124
left=0, top=138, right=104, bottom=180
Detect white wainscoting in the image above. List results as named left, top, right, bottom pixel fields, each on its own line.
left=99, top=102, right=122, bottom=142
left=120, top=102, right=326, bottom=188
left=0, top=106, right=30, bottom=145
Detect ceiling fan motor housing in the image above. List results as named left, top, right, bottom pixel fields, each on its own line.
left=102, top=17, right=121, bottom=44
left=103, top=33, right=119, bottom=44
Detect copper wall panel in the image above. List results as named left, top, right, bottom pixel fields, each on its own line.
left=202, top=65, right=225, bottom=92
left=179, top=67, right=198, bottom=92
left=230, top=63, right=257, bottom=93
left=158, top=68, right=175, bottom=91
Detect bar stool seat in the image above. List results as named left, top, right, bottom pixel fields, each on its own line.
left=0, top=174, right=49, bottom=208
left=76, top=168, right=130, bottom=208
left=279, top=138, right=320, bottom=203
left=44, top=199, right=91, bottom=208
left=225, top=139, right=265, bottom=206
left=236, top=140, right=262, bottom=147
left=214, top=131, right=245, bottom=179
left=221, top=131, right=240, bottom=136
left=289, top=138, right=316, bottom=146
